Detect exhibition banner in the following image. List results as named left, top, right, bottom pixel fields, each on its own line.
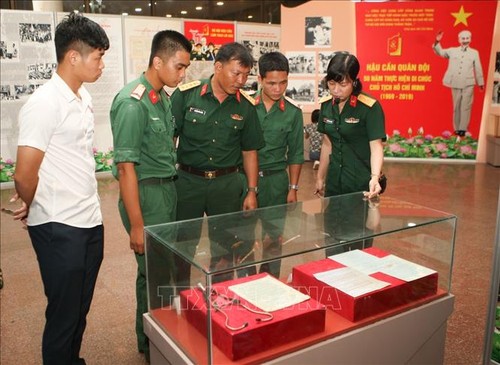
left=355, top=1, right=497, bottom=158
left=184, top=19, right=234, bottom=59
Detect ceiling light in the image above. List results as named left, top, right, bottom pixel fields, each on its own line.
left=166, top=14, right=172, bottom=17
left=196, top=6, right=203, bottom=11
left=216, top=1, right=224, bottom=5
left=134, top=8, right=142, bottom=12
left=181, top=10, right=187, bottom=15
left=247, top=15, right=253, bottom=19
left=122, top=12, right=128, bottom=16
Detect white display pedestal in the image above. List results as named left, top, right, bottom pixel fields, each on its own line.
left=144, top=294, right=454, bottom=365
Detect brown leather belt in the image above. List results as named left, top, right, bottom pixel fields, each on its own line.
left=139, top=176, right=177, bottom=185
left=178, top=164, right=239, bottom=179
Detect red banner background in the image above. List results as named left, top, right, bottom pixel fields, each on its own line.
left=183, top=20, right=235, bottom=49
left=355, top=1, right=497, bottom=138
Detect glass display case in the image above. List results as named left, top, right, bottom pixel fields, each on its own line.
left=144, top=192, right=457, bottom=365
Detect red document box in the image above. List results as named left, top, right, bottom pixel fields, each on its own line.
left=180, top=273, right=326, bottom=361
left=291, top=247, right=438, bottom=322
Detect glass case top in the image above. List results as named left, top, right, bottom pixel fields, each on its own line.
left=145, top=192, right=456, bottom=274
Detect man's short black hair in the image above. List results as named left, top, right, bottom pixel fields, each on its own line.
left=258, top=52, right=289, bottom=78
left=55, top=12, right=109, bottom=63
left=148, top=30, right=192, bottom=67
left=214, top=42, right=253, bottom=68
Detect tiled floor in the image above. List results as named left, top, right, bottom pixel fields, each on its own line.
left=1, top=161, right=499, bottom=365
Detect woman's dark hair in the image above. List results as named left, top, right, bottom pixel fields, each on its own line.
left=325, top=51, right=362, bottom=95
left=55, top=12, right=109, bottom=63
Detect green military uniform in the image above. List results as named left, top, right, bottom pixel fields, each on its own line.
left=110, top=73, right=177, bottom=355
left=318, top=93, right=384, bottom=256
left=318, top=92, right=385, bottom=197
left=170, top=77, right=264, bottom=282
left=242, top=92, right=304, bottom=277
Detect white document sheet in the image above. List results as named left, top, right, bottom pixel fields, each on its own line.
left=328, top=249, right=386, bottom=275
left=228, top=275, right=310, bottom=312
left=314, top=267, right=390, bottom=297
left=377, top=255, right=437, bottom=281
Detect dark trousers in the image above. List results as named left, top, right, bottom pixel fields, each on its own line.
left=175, top=171, right=252, bottom=283
left=29, top=222, right=104, bottom=365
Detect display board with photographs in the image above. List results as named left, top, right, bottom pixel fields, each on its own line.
left=0, top=10, right=56, bottom=161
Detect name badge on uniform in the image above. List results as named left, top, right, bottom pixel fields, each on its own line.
left=189, top=107, right=206, bottom=115
left=345, top=117, right=360, bottom=124
left=231, top=114, right=244, bottom=121
left=323, top=117, right=334, bottom=124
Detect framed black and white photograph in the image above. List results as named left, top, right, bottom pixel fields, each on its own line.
left=305, top=16, right=332, bottom=47
left=0, top=41, right=19, bottom=61
left=27, top=62, right=56, bottom=80
left=317, top=78, right=330, bottom=100
left=318, top=51, right=334, bottom=75
left=19, top=23, right=52, bottom=43
left=14, top=83, right=40, bottom=99
left=286, top=79, right=315, bottom=105
left=243, top=40, right=280, bottom=76
left=242, top=76, right=259, bottom=96
left=286, top=51, right=316, bottom=75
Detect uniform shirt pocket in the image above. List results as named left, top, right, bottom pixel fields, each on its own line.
left=148, top=117, right=168, bottom=151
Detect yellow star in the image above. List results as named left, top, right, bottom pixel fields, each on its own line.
left=451, top=5, right=473, bottom=26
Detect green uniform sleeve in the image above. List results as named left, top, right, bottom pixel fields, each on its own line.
left=111, top=98, right=146, bottom=164
left=366, top=101, right=386, bottom=142
left=287, top=109, right=305, bottom=165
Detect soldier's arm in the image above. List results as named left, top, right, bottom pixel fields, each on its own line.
left=242, top=150, right=259, bottom=211
left=116, top=162, right=145, bottom=254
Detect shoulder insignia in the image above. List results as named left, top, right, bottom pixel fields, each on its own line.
left=318, top=94, right=333, bottom=104
left=239, top=89, right=256, bottom=106
left=178, top=80, right=201, bottom=92
left=284, top=96, right=303, bottom=110
left=357, top=93, right=376, bottom=107
left=130, top=84, right=146, bottom=100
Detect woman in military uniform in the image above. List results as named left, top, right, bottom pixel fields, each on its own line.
left=314, top=52, right=385, bottom=256
left=315, top=52, right=385, bottom=198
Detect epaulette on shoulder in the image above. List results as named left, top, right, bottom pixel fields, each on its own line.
left=318, top=94, right=333, bottom=104
left=239, top=89, right=256, bottom=106
left=178, top=80, right=201, bottom=92
left=284, top=96, right=303, bottom=110
left=130, top=84, right=146, bottom=100
left=357, top=93, right=376, bottom=107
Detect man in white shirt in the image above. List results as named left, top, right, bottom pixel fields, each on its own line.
left=432, top=30, right=484, bottom=137
left=14, top=13, right=109, bottom=365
